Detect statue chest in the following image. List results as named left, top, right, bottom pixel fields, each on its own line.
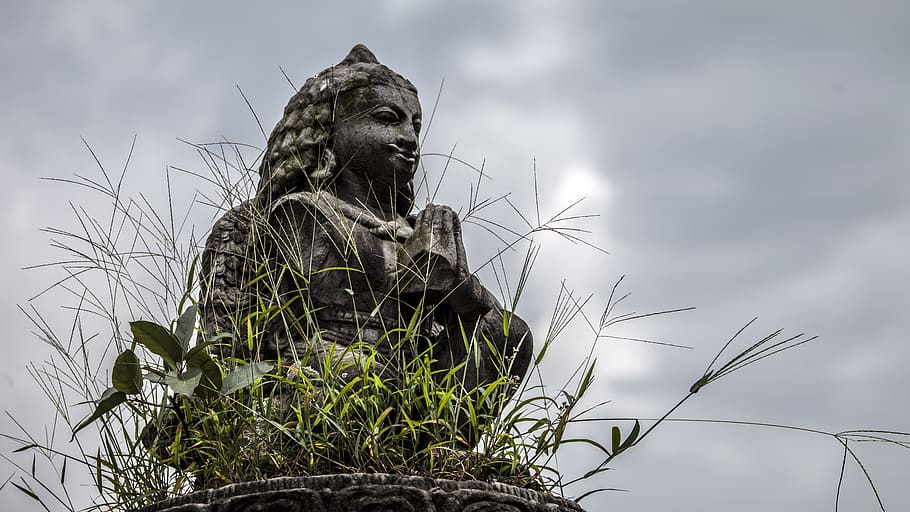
left=308, top=218, right=413, bottom=313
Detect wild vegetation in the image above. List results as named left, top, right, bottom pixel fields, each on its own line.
left=1, top=133, right=905, bottom=512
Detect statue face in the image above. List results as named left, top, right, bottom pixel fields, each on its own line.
left=331, top=85, right=422, bottom=193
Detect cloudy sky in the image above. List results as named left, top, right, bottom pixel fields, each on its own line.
left=2, top=1, right=908, bottom=510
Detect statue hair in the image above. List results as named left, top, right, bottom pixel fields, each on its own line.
left=256, top=45, right=418, bottom=218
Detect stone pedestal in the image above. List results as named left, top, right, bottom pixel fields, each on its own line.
left=139, top=473, right=586, bottom=511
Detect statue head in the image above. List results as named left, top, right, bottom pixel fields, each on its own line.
left=257, top=44, right=420, bottom=217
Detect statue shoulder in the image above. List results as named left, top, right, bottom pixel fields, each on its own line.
left=268, top=190, right=340, bottom=224
left=268, top=190, right=369, bottom=241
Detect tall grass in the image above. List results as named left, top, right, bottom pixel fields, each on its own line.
left=2, top=134, right=906, bottom=512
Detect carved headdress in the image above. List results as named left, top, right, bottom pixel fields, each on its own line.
left=257, top=44, right=418, bottom=216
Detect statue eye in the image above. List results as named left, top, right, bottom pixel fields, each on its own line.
left=372, top=109, right=400, bottom=124
left=413, top=120, right=422, bottom=134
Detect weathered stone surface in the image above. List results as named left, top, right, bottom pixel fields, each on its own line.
left=197, top=44, right=534, bottom=449
left=138, top=474, right=586, bottom=512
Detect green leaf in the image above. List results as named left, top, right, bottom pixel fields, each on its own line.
left=12, top=443, right=39, bottom=453
left=112, top=349, right=142, bottom=394
left=130, top=320, right=182, bottom=369
left=534, top=340, right=551, bottom=366
left=611, top=425, right=621, bottom=454
left=578, top=359, right=596, bottom=397
left=178, top=256, right=198, bottom=312
left=621, top=419, right=641, bottom=450
left=11, top=481, right=41, bottom=503
left=186, top=256, right=198, bottom=292
left=174, top=304, right=198, bottom=355
left=184, top=338, right=222, bottom=397
left=72, top=387, right=126, bottom=438
left=220, top=362, right=274, bottom=395
left=404, top=297, right=424, bottom=338
left=143, top=368, right=167, bottom=384
left=246, top=317, right=254, bottom=352
left=164, top=368, right=203, bottom=397
left=94, top=449, right=102, bottom=494
left=185, top=348, right=222, bottom=399
left=198, top=359, right=223, bottom=399
left=183, top=337, right=216, bottom=365
left=689, top=370, right=713, bottom=393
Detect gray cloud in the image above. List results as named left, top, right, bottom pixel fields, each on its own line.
left=1, top=2, right=907, bottom=511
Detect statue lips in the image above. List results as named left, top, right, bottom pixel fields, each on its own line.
left=387, top=143, right=417, bottom=162
left=387, top=143, right=418, bottom=175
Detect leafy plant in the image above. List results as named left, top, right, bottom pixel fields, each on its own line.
left=2, top=134, right=906, bottom=512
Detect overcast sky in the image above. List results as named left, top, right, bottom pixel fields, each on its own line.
left=2, top=1, right=908, bottom=510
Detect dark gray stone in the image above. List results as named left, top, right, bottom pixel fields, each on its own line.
left=199, top=44, right=533, bottom=438
left=167, top=46, right=553, bottom=511
left=138, top=474, right=586, bottom=512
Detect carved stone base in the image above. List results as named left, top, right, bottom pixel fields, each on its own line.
left=139, top=473, right=586, bottom=511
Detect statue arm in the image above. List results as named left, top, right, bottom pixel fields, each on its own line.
left=254, top=194, right=336, bottom=359
left=434, top=304, right=533, bottom=390
left=402, top=205, right=533, bottom=391
left=400, top=204, right=498, bottom=316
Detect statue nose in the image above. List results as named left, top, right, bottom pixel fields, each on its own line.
left=396, top=132, right=419, bottom=154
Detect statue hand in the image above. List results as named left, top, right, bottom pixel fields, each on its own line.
left=401, top=204, right=486, bottom=313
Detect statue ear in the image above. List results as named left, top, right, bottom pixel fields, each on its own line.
left=309, top=148, right=337, bottom=182
left=309, top=167, right=333, bottom=181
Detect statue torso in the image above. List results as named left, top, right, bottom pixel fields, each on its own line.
left=201, top=190, right=431, bottom=365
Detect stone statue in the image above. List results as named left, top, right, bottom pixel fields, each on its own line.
left=200, top=45, right=532, bottom=410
